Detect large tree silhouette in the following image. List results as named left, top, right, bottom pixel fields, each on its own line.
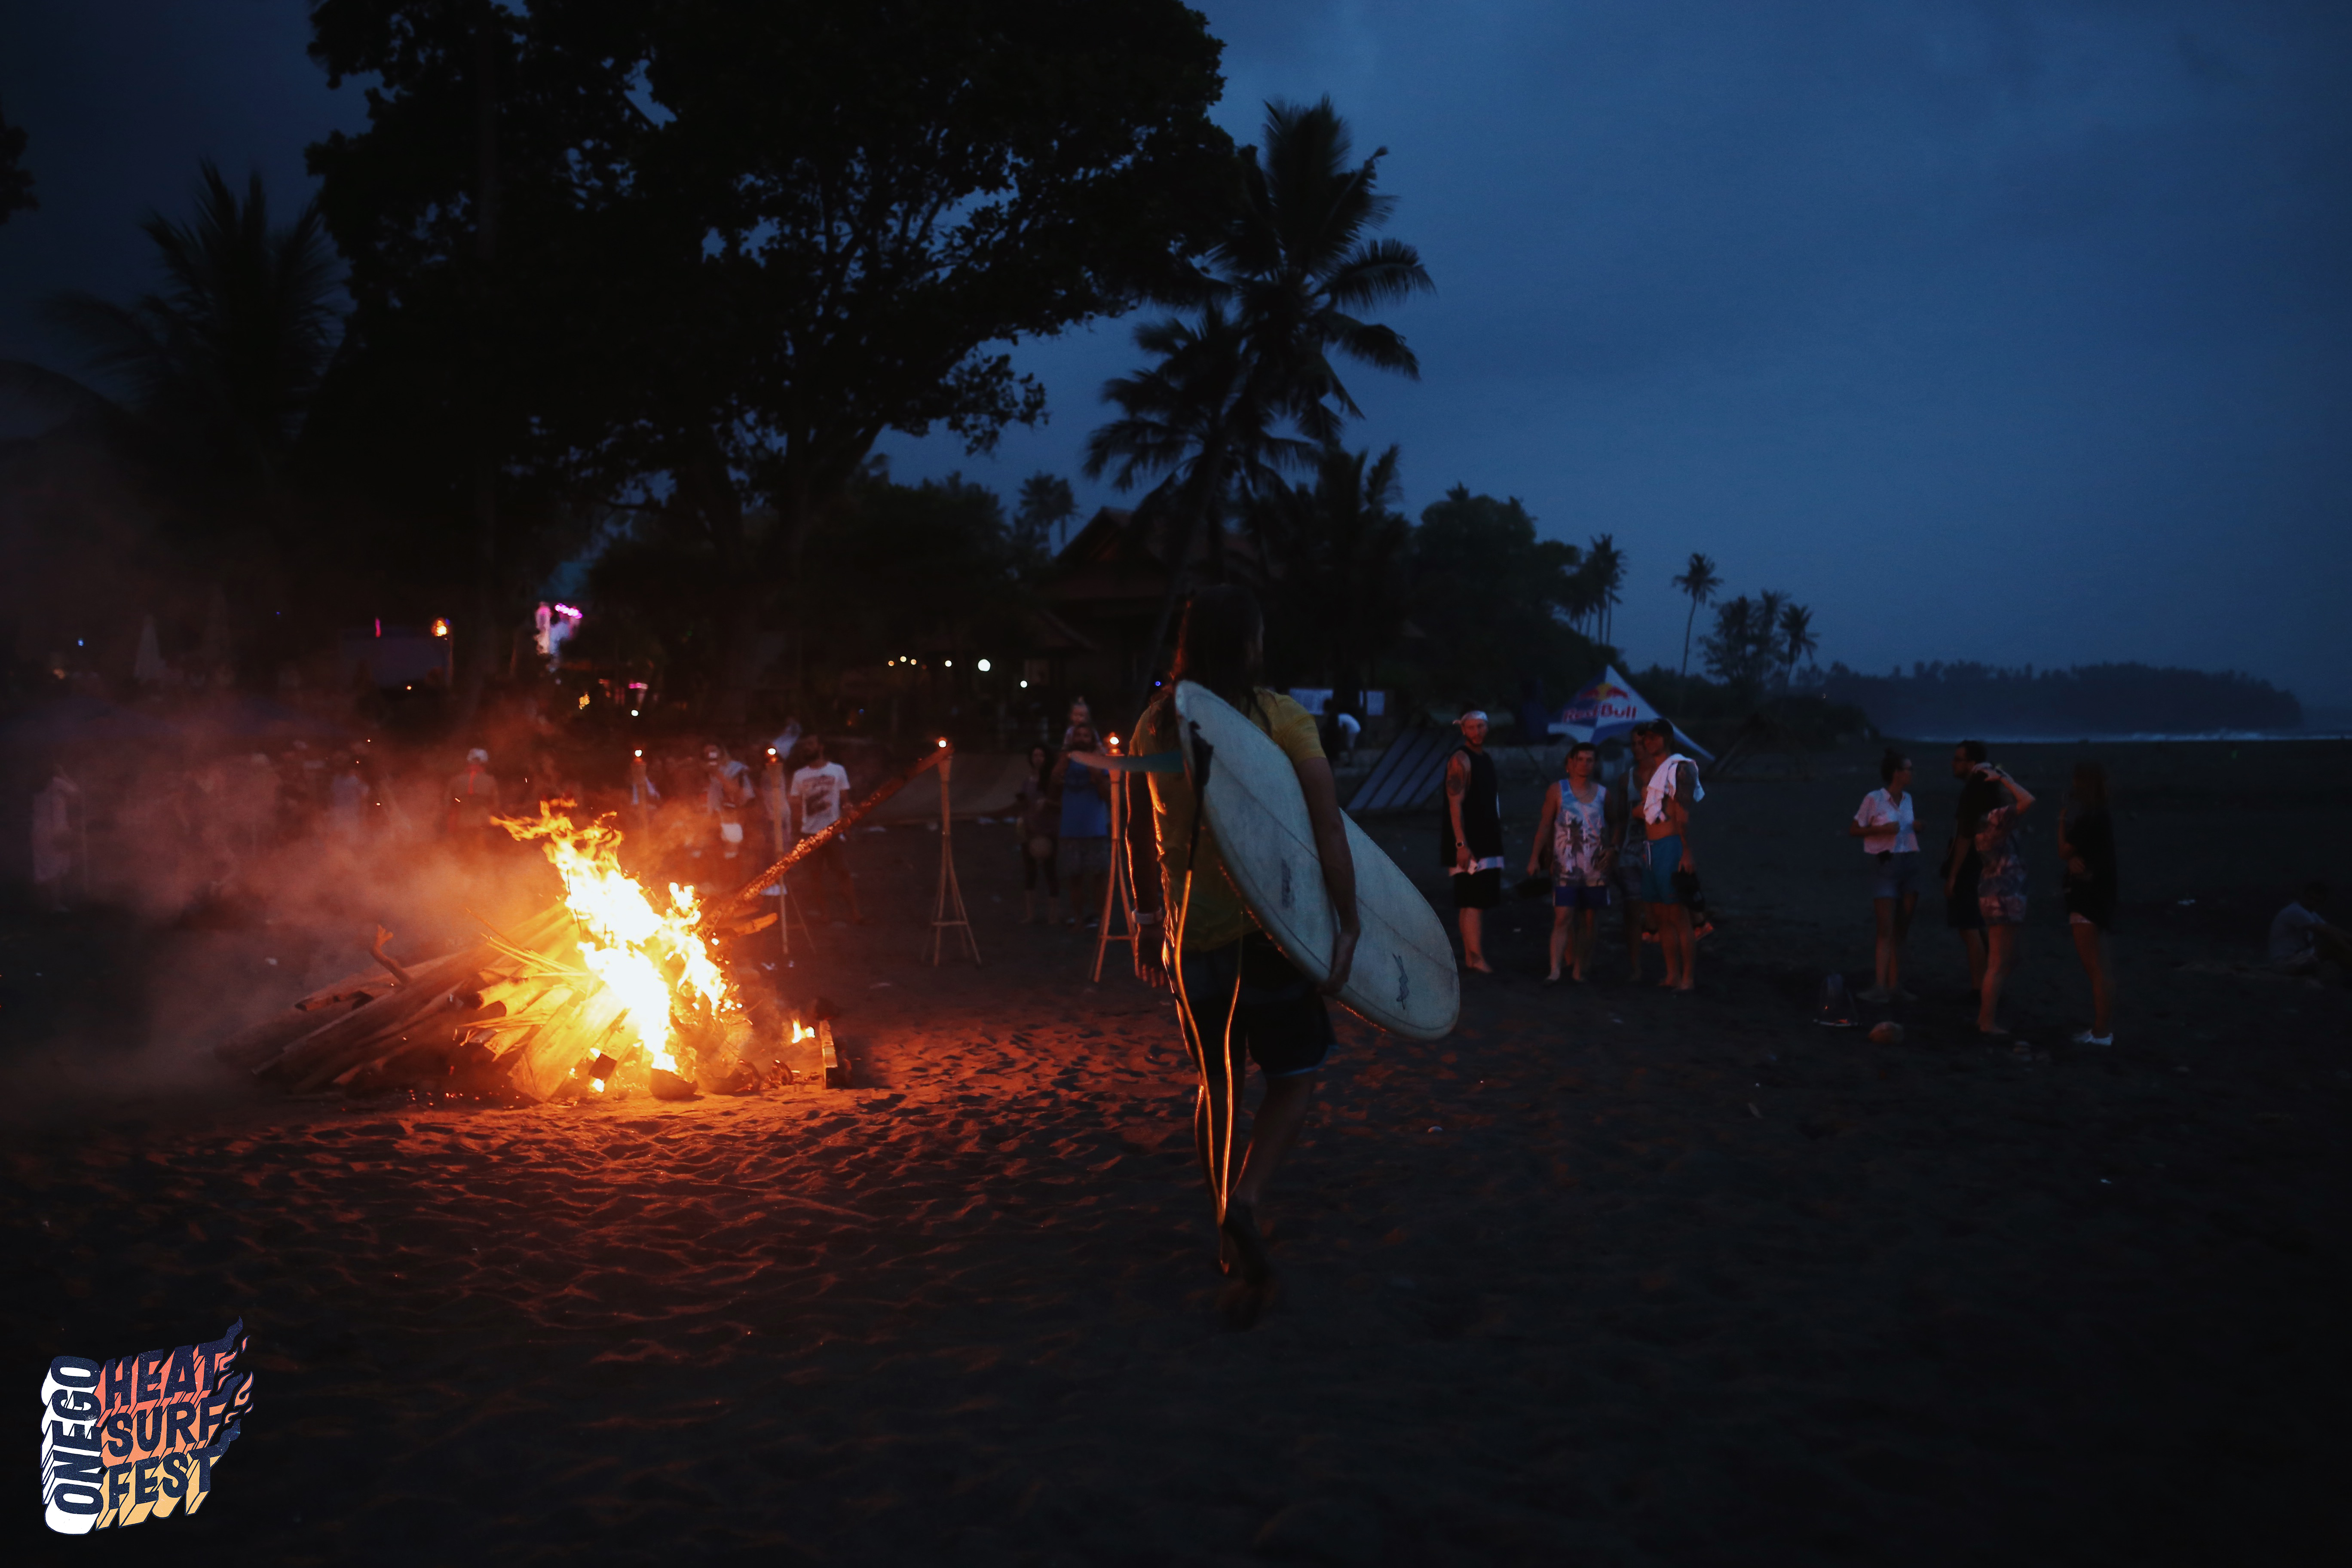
left=308, top=0, right=1234, bottom=720
left=1, top=163, right=339, bottom=548
left=1085, top=97, right=1432, bottom=702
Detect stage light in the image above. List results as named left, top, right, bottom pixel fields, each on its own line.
left=977, top=658, right=991, bottom=672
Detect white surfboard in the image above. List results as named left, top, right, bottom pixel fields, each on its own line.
left=1173, top=681, right=1459, bottom=1041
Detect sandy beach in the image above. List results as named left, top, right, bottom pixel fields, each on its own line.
left=5, top=737, right=2348, bottom=1564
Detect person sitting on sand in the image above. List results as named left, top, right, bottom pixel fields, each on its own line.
left=2270, top=881, right=2352, bottom=976
left=2059, top=760, right=2119, bottom=1044
left=1636, top=721, right=1704, bottom=992
left=1442, top=710, right=1505, bottom=973
left=1125, top=585, right=1357, bottom=1325
left=1968, top=760, right=2036, bottom=1037
left=1527, top=741, right=1617, bottom=983
left=1847, top=747, right=1920, bottom=1003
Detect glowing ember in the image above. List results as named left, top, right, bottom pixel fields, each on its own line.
left=499, top=803, right=746, bottom=1085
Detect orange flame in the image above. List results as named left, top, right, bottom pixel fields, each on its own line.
left=500, top=803, right=744, bottom=1081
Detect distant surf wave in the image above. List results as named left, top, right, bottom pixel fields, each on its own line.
left=1886, top=729, right=2351, bottom=744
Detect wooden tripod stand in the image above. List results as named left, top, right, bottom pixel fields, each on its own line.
left=1091, top=766, right=1138, bottom=982
left=928, top=747, right=980, bottom=966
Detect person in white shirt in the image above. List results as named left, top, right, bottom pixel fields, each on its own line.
left=1334, top=709, right=1361, bottom=753
left=1846, top=748, right=1921, bottom=1003
left=788, top=737, right=863, bottom=924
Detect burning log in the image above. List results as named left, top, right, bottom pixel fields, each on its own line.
left=212, top=971, right=399, bottom=1070
left=818, top=1020, right=850, bottom=1089
left=727, top=744, right=949, bottom=907
left=224, top=785, right=847, bottom=1102
left=254, top=907, right=572, bottom=1090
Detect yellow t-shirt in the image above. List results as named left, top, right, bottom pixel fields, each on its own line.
left=1132, top=688, right=1325, bottom=952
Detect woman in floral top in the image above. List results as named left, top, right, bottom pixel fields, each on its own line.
left=1970, top=762, right=2037, bottom=1037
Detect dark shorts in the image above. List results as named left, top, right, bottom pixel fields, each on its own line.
left=1555, top=882, right=1612, bottom=911
left=1945, top=860, right=1984, bottom=930
left=1870, top=850, right=1922, bottom=902
left=2064, top=884, right=2114, bottom=931
left=1639, top=836, right=1682, bottom=905
left=1451, top=867, right=1503, bottom=909
left=1177, top=934, right=1335, bottom=1079
left=797, top=835, right=851, bottom=878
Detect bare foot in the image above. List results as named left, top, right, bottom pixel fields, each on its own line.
left=1464, top=957, right=1495, bottom=974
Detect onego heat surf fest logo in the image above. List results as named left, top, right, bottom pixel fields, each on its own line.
left=39, top=1319, right=254, bottom=1534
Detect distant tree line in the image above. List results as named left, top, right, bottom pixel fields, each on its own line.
left=1821, top=662, right=2303, bottom=738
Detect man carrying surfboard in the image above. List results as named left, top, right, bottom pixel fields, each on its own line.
left=1124, top=586, right=1360, bottom=1321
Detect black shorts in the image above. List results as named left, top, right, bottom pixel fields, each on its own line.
left=798, top=836, right=851, bottom=877
left=1177, top=934, right=1335, bottom=1079
left=1451, top=867, right=1503, bottom=910
left=1944, top=852, right=1983, bottom=930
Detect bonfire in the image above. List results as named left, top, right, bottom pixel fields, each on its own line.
left=216, top=802, right=840, bottom=1101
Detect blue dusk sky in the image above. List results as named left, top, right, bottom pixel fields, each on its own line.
left=3, top=1, right=2346, bottom=703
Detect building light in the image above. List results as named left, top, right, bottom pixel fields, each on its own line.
left=431, top=619, right=450, bottom=637
left=1019, top=680, right=1028, bottom=689
left=977, top=658, right=992, bottom=672
left=944, top=659, right=953, bottom=668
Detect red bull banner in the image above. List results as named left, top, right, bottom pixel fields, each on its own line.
left=1556, top=667, right=1714, bottom=758
left=1559, top=666, right=1655, bottom=742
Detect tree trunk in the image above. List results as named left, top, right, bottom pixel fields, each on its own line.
left=454, top=15, right=502, bottom=732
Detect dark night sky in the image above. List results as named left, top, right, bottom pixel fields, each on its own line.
left=3, top=1, right=2347, bottom=706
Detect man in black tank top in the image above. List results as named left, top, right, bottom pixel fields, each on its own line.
left=1442, top=710, right=1505, bottom=972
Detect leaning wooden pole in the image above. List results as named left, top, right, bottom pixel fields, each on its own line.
left=728, top=744, right=950, bottom=908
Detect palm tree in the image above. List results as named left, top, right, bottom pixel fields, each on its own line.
left=1087, top=97, right=1433, bottom=700
left=2, top=161, right=339, bottom=538
left=1779, top=600, right=1819, bottom=681
left=1671, top=552, right=1721, bottom=680
left=1256, top=442, right=1411, bottom=703
left=1582, top=533, right=1626, bottom=648
left=1013, top=471, right=1078, bottom=558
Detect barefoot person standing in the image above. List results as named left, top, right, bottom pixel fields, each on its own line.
left=1528, top=741, right=1616, bottom=982
left=1969, top=760, right=2036, bottom=1036
left=1942, top=740, right=1999, bottom=999
left=1847, top=748, right=1921, bottom=1002
left=1637, top=721, right=1704, bottom=992
left=1125, top=586, right=1357, bottom=1323
left=1442, top=710, right=1504, bottom=973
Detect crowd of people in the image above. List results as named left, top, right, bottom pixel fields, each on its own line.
left=1424, top=719, right=2342, bottom=1047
